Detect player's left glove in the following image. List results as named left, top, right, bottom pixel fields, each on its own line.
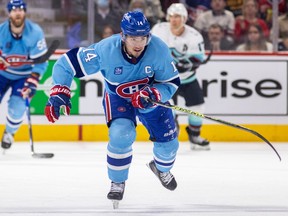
left=21, top=73, right=40, bottom=99
left=131, top=87, right=161, bottom=109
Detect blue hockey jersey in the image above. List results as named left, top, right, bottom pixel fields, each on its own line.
left=53, top=34, right=180, bottom=102
left=0, top=19, right=48, bottom=80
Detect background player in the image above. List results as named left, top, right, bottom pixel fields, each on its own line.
left=45, top=11, right=180, bottom=205
left=0, top=0, right=48, bottom=151
left=152, top=3, right=210, bottom=150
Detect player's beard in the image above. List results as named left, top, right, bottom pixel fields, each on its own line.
left=10, top=15, right=25, bottom=28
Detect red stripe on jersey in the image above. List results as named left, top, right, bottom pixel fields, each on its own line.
left=105, top=93, right=112, bottom=123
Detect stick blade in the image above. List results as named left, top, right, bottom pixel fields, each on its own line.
left=32, top=153, right=54, bottom=159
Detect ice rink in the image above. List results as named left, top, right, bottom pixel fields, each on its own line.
left=0, top=141, right=288, bottom=216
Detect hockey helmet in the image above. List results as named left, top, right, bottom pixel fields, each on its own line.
left=7, top=0, right=27, bottom=12
left=121, top=11, right=150, bottom=37
left=166, top=3, right=188, bottom=22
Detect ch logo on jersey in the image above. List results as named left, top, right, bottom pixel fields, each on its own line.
left=116, top=78, right=149, bottom=98
left=5, top=55, right=27, bottom=63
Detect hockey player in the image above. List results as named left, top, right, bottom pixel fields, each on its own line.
left=0, top=0, right=48, bottom=150
left=45, top=11, right=180, bottom=206
left=151, top=3, right=210, bottom=150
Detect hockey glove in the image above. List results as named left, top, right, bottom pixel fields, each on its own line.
left=0, top=62, right=6, bottom=70
left=21, top=73, right=40, bottom=99
left=45, top=85, right=72, bottom=123
left=0, top=54, right=10, bottom=70
left=176, top=56, right=201, bottom=73
left=131, top=87, right=161, bottom=109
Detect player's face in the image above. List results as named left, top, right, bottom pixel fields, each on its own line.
left=9, top=8, right=25, bottom=28
left=124, top=35, right=148, bottom=58
left=169, top=14, right=183, bottom=30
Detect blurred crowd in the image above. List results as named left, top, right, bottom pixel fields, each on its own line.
left=64, top=0, right=288, bottom=51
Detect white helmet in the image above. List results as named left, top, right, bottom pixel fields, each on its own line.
left=166, top=3, right=188, bottom=22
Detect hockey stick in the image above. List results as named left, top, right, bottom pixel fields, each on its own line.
left=190, top=48, right=213, bottom=71
left=0, top=40, right=60, bottom=67
left=202, top=48, right=213, bottom=65
left=145, top=98, right=281, bottom=161
left=25, top=99, right=54, bottom=158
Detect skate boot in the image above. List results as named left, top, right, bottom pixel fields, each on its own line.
left=1, top=131, right=14, bottom=150
left=147, top=160, right=177, bottom=191
left=107, top=181, right=125, bottom=209
left=186, top=126, right=210, bottom=150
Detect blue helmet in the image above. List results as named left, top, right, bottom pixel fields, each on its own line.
left=7, top=0, right=27, bottom=12
left=121, top=11, right=150, bottom=37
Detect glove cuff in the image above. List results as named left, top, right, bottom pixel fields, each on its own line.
left=50, top=85, right=71, bottom=98
left=149, top=87, right=161, bottom=102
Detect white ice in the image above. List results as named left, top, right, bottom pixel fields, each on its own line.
left=0, top=141, right=288, bottom=216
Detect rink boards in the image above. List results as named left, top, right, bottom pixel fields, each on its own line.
left=1, top=52, right=288, bottom=142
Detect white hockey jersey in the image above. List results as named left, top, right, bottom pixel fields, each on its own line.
left=152, top=22, right=206, bottom=83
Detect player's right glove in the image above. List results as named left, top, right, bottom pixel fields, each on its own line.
left=131, top=86, right=161, bottom=109
left=45, top=85, right=72, bottom=123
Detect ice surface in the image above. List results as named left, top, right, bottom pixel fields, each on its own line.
left=0, top=141, right=287, bottom=216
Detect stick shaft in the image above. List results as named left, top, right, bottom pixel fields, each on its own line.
left=148, top=99, right=281, bottom=161
left=25, top=99, right=54, bottom=158
left=25, top=99, right=35, bottom=154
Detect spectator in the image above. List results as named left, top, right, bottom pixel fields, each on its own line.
left=110, top=0, right=131, bottom=15
left=205, top=23, right=235, bottom=51
left=194, top=0, right=235, bottom=43
left=236, top=24, right=273, bottom=51
left=129, top=0, right=164, bottom=27
left=278, top=1, right=288, bottom=40
left=234, top=0, right=270, bottom=46
left=102, top=25, right=115, bottom=39
left=181, top=0, right=211, bottom=27
left=145, top=0, right=165, bottom=26
left=66, top=18, right=87, bottom=48
left=259, top=0, right=287, bottom=28
left=278, top=34, right=288, bottom=51
left=94, top=0, right=122, bottom=42
left=225, top=0, right=243, bottom=17
left=64, top=0, right=88, bottom=48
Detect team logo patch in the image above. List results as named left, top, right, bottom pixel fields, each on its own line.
left=114, top=67, right=123, bottom=75
left=117, top=107, right=126, bottom=112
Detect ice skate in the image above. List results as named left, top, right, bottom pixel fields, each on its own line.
left=186, top=126, right=210, bottom=150
left=107, top=181, right=125, bottom=209
left=1, top=131, right=14, bottom=153
left=147, top=160, right=177, bottom=191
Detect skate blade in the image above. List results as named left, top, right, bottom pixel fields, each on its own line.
left=190, top=144, right=211, bottom=151
left=111, top=200, right=119, bottom=209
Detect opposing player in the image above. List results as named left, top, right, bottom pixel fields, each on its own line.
left=0, top=0, right=48, bottom=151
left=152, top=3, right=210, bottom=150
left=45, top=11, right=180, bottom=207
